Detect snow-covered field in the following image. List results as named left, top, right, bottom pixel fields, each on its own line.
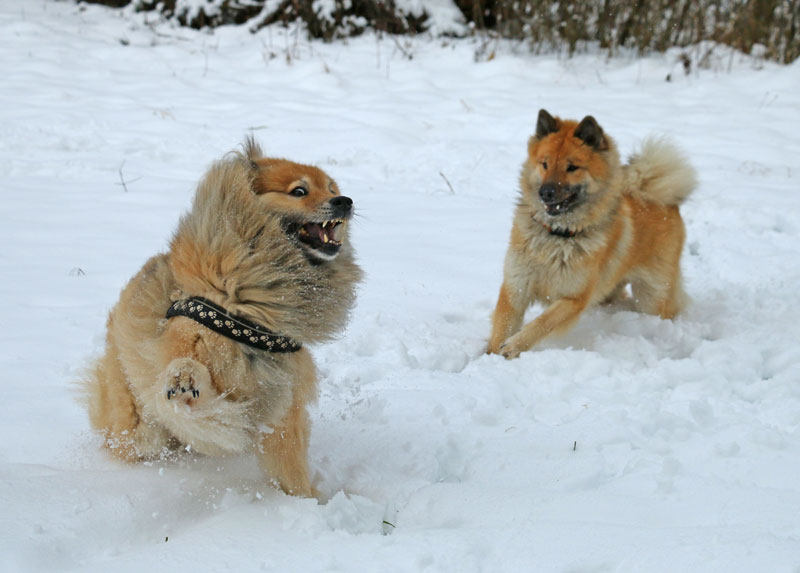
left=2, top=1, right=800, bottom=571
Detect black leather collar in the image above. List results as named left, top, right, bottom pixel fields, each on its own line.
left=166, top=297, right=301, bottom=353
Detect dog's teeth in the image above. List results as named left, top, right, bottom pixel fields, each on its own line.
left=323, top=233, right=329, bottom=243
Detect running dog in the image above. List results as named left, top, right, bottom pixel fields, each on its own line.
left=488, top=109, right=696, bottom=359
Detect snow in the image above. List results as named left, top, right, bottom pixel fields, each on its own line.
left=2, top=1, right=800, bottom=571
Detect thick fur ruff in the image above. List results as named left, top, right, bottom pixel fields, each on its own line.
left=488, top=110, right=697, bottom=359
left=83, top=140, right=362, bottom=496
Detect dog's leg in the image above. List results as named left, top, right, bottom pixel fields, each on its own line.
left=599, top=282, right=637, bottom=313
left=630, top=228, right=686, bottom=320
left=631, top=209, right=688, bottom=319
left=160, top=357, right=215, bottom=408
left=500, top=293, right=590, bottom=359
left=150, top=318, right=253, bottom=456
left=258, top=399, right=314, bottom=498
left=488, top=282, right=527, bottom=354
left=632, top=269, right=686, bottom=320
left=86, top=333, right=172, bottom=461
left=601, top=283, right=628, bottom=305
left=156, top=317, right=218, bottom=408
left=86, top=347, right=141, bottom=462
left=660, top=269, right=688, bottom=318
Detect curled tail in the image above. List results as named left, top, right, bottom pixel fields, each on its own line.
left=622, top=137, right=697, bottom=206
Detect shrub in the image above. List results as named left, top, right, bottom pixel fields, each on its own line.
left=79, top=0, right=799, bottom=63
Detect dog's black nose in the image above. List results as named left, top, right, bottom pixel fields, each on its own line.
left=539, top=183, right=557, bottom=204
left=330, top=195, right=353, bottom=218
left=330, top=196, right=353, bottom=208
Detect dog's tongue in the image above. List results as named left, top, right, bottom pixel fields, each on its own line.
left=303, top=221, right=345, bottom=244
left=305, top=222, right=324, bottom=241
left=304, top=222, right=338, bottom=244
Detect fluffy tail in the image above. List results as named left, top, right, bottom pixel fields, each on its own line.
left=622, top=137, right=697, bottom=206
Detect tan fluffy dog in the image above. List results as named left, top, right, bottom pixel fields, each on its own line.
left=488, top=109, right=697, bottom=359
left=83, top=139, right=362, bottom=496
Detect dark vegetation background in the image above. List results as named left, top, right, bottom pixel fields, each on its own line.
left=81, top=0, right=799, bottom=63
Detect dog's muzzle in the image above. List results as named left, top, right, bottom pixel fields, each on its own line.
left=295, top=196, right=354, bottom=261
left=539, top=183, right=583, bottom=215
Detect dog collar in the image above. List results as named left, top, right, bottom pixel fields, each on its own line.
left=166, top=296, right=302, bottom=353
left=531, top=214, right=578, bottom=238
left=539, top=221, right=578, bottom=238
left=546, top=226, right=577, bottom=238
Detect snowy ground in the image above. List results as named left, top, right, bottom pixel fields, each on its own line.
left=2, top=1, right=800, bottom=571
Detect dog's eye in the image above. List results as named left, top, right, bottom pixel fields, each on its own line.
left=566, top=164, right=579, bottom=173
left=541, top=161, right=548, bottom=170
left=289, top=186, right=308, bottom=197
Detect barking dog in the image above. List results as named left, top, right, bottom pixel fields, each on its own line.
left=83, top=139, right=362, bottom=496
left=488, top=109, right=697, bottom=359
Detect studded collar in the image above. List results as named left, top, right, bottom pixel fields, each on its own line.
left=166, top=296, right=301, bottom=353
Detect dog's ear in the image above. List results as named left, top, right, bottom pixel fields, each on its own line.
left=243, top=135, right=263, bottom=169
left=535, top=109, right=559, bottom=139
left=242, top=136, right=266, bottom=193
left=573, top=116, right=608, bottom=151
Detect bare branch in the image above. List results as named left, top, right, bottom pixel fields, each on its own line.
left=116, top=161, right=141, bottom=192
left=439, top=171, right=455, bottom=194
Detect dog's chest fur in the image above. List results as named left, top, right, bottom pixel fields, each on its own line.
left=505, top=203, right=627, bottom=303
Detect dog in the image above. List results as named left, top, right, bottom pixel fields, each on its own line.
left=488, top=109, right=697, bottom=359
left=83, top=138, right=362, bottom=497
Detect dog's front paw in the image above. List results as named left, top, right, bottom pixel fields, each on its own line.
left=486, top=341, right=502, bottom=355
left=499, top=335, right=528, bottom=360
left=163, top=358, right=212, bottom=408
left=499, top=344, right=520, bottom=360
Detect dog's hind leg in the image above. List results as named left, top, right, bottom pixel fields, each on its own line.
left=631, top=269, right=687, bottom=320
left=630, top=206, right=688, bottom=320
left=630, top=233, right=687, bottom=320
left=600, top=282, right=637, bottom=312
left=601, top=283, right=629, bottom=305
left=84, top=332, right=172, bottom=461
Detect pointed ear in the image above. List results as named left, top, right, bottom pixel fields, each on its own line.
left=573, top=116, right=608, bottom=150
left=535, top=109, right=559, bottom=139
left=243, top=135, right=263, bottom=168
left=241, top=137, right=265, bottom=193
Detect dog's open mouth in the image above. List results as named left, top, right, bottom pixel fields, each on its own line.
left=296, top=219, right=347, bottom=257
left=544, top=193, right=581, bottom=216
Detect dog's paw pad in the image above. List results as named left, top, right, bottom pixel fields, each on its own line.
left=165, top=373, right=202, bottom=406
left=166, top=386, right=200, bottom=400
left=161, top=358, right=214, bottom=408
